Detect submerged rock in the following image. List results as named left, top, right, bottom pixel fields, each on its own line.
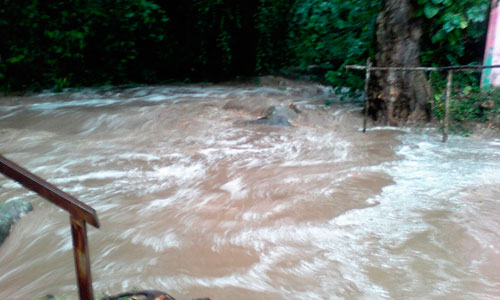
left=223, top=98, right=282, bottom=116
left=0, top=199, right=33, bottom=247
left=236, top=104, right=300, bottom=127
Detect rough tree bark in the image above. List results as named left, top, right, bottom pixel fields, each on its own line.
left=369, top=0, right=432, bottom=125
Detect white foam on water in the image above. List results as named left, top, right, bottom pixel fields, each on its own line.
left=116, top=152, right=161, bottom=162
left=363, top=126, right=410, bottom=133
left=220, top=177, right=248, bottom=200
left=139, top=94, right=186, bottom=102
left=28, top=99, right=121, bottom=110
left=140, top=188, right=201, bottom=213
left=153, top=162, right=206, bottom=183
left=206, top=221, right=390, bottom=298
left=51, top=170, right=130, bottom=184
left=241, top=203, right=290, bottom=222
left=131, top=230, right=181, bottom=252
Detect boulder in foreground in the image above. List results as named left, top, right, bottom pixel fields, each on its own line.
left=0, top=199, right=33, bottom=247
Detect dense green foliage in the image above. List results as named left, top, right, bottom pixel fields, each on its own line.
left=254, top=0, right=295, bottom=73
left=0, top=0, right=260, bottom=90
left=0, top=0, right=490, bottom=92
left=417, top=0, right=489, bottom=66
left=287, top=0, right=380, bottom=88
left=1, top=0, right=171, bottom=90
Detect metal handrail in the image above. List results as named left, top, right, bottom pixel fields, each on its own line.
left=0, top=155, right=99, bottom=300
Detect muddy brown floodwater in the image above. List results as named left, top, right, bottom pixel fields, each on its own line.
left=0, top=78, right=499, bottom=299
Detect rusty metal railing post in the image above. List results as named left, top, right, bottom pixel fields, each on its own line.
left=0, top=155, right=99, bottom=300
left=70, top=216, right=94, bottom=300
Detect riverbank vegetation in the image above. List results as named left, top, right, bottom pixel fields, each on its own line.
left=0, top=0, right=495, bottom=126
left=432, top=84, right=500, bottom=134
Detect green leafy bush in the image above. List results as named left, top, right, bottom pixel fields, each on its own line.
left=288, top=0, right=380, bottom=89
left=432, top=82, right=500, bottom=132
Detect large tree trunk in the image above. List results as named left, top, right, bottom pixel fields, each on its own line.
left=369, top=0, right=432, bottom=125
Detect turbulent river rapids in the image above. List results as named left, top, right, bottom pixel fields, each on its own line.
left=0, top=78, right=499, bottom=299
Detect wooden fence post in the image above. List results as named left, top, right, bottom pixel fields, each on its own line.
left=429, top=71, right=434, bottom=121
left=443, top=70, right=453, bottom=143
left=363, top=58, right=372, bottom=133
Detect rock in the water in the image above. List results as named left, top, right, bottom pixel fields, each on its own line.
left=0, top=199, right=33, bottom=247
left=236, top=104, right=300, bottom=127
left=223, top=98, right=281, bottom=116
left=101, top=290, right=176, bottom=300
left=101, top=290, right=211, bottom=300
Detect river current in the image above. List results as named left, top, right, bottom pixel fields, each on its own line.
left=0, top=79, right=499, bottom=299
